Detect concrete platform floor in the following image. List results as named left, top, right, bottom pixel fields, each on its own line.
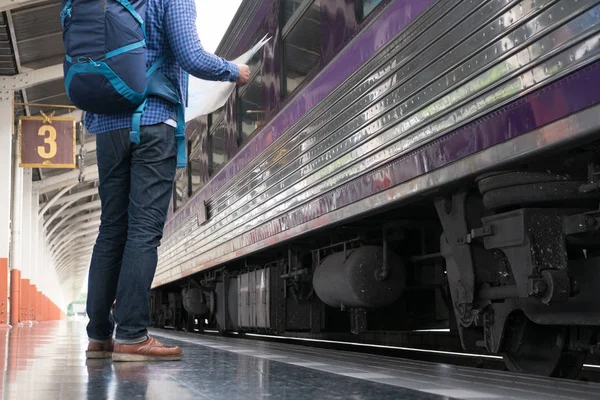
left=1, top=321, right=600, bottom=400
left=0, top=321, right=443, bottom=400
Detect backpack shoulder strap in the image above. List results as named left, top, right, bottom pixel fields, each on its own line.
left=130, top=55, right=188, bottom=168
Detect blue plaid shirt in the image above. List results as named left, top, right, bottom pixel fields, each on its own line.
left=84, top=0, right=239, bottom=134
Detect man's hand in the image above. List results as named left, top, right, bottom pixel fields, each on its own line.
left=236, top=65, right=251, bottom=86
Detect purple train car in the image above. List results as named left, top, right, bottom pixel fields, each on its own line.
left=151, top=0, right=600, bottom=377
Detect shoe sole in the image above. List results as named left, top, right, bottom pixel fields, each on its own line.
left=86, top=351, right=112, bottom=359
left=112, top=353, right=183, bottom=362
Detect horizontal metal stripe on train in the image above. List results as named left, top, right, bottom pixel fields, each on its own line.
left=203, top=0, right=468, bottom=213
left=161, top=0, right=597, bottom=260
left=205, top=0, right=445, bottom=208
left=157, top=7, right=600, bottom=274
left=150, top=330, right=600, bottom=399
left=206, top=0, right=570, bottom=219
left=160, top=0, right=562, bottom=257
left=178, top=0, right=586, bottom=254
left=154, top=72, right=600, bottom=284
left=157, top=58, right=600, bottom=279
left=202, top=0, right=590, bottom=228
left=162, top=0, right=438, bottom=236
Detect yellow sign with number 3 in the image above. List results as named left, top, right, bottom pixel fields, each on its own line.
left=18, top=116, right=76, bottom=169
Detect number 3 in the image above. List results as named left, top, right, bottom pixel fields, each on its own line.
left=37, top=125, right=57, bottom=159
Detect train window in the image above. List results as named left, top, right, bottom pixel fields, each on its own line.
left=189, top=133, right=201, bottom=157
left=238, top=50, right=265, bottom=143
left=282, top=0, right=322, bottom=97
left=210, top=121, right=228, bottom=175
left=357, top=0, right=383, bottom=20
left=212, top=107, right=225, bottom=127
left=239, top=77, right=265, bottom=142
left=173, top=170, right=188, bottom=210
left=185, top=116, right=209, bottom=196
left=189, top=149, right=208, bottom=196
left=281, top=0, right=306, bottom=26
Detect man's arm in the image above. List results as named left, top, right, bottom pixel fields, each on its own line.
left=164, top=0, right=245, bottom=83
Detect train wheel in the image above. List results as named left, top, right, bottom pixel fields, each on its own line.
left=502, top=314, right=585, bottom=378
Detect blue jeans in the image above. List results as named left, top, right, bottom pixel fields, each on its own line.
left=86, top=123, right=177, bottom=343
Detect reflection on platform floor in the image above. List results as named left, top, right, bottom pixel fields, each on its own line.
left=0, top=321, right=442, bottom=399
left=151, top=329, right=600, bottom=400
left=1, top=321, right=600, bottom=400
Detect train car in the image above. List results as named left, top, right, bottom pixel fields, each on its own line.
left=150, top=0, right=600, bottom=378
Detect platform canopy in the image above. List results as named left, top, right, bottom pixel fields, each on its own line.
left=1, top=0, right=97, bottom=302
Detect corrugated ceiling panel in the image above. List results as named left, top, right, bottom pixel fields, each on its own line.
left=11, top=2, right=62, bottom=42
left=0, top=12, right=18, bottom=75
left=18, top=33, right=64, bottom=67
left=12, top=1, right=64, bottom=69
left=26, top=78, right=65, bottom=101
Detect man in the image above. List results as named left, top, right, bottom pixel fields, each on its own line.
left=84, top=0, right=250, bottom=362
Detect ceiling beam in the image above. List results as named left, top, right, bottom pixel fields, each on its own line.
left=2, top=64, right=63, bottom=90
left=5, top=11, right=23, bottom=73
left=47, top=209, right=102, bottom=241
left=51, top=221, right=99, bottom=249
left=55, top=245, right=94, bottom=269
left=57, top=255, right=92, bottom=278
left=40, top=187, right=97, bottom=210
left=44, top=199, right=101, bottom=228
left=34, top=166, right=98, bottom=194
left=37, top=183, right=78, bottom=218
left=50, top=219, right=99, bottom=248
left=52, top=228, right=98, bottom=255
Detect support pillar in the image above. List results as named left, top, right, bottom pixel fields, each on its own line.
left=20, top=279, right=29, bottom=323
left=0, top=90, right=13, bottom=328
left=29, top=285, right=37, bottom=323
left=0, top=259, right=8, bottom=327
left=8, top=269, right=19, bottom=326
left=36, top=291, right=41, bottom=322
left=30, top=189, right=39, bottom=324
left=10, top=124, right=22, bottom=327
left=42, top=294, right=47, bottom=321
left=18, top=169, right=33, bottom=325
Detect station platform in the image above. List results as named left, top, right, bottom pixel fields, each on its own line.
left=1, top=322, right=600, bottom=400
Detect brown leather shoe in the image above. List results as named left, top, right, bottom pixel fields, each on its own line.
left=112, top=336, right=183, bottom=362
left=86, top=339, right=114, bottom=359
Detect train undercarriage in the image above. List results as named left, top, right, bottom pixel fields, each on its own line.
left=151, top=145, right=600, bottom=379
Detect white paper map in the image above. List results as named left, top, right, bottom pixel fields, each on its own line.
left=186, top=34, right=272, bottom=121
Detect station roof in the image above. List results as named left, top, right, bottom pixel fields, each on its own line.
left=2, top=0, right=97, bottom=302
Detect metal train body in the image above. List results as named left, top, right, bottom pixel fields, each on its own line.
left=151, top=0, right=600, bottom=377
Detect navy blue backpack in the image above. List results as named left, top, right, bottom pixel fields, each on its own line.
left=60, top=0, right=187, bottom=168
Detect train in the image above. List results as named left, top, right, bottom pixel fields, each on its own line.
left=148, top=0, right=600, bottom=378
